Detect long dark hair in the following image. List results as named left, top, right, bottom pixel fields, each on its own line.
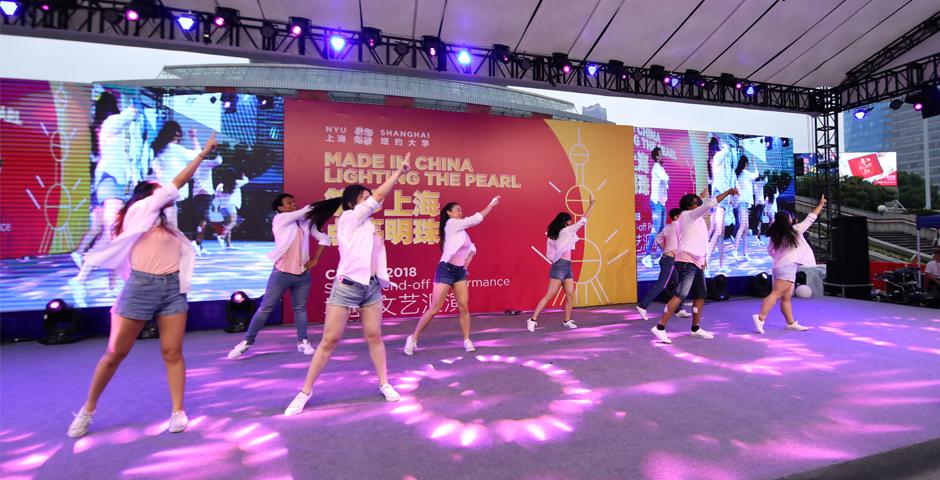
left=547, top=212, right=572, bottom=240
left=438, top=202, right=459, bottom=250
left=651, top=147, right=662, bottom=163
left=735, top=154, right=749, bottom=177
left=303, top=184, right=372, bottom=232
left=113, top=181, right=166, bottom=236
left=90, top=92, right=120, bottom=157
left=767, top=211, right=799, bottom=251
left=152, top=121, right=182, bottom=157
left=707, top=136, right=719, bottom=184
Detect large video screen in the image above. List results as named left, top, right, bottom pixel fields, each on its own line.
left=0, top=79, right=284, bottom=312
left=635, top=128, right=795, bottom=281
left=839, top=152, right=897, bottom=187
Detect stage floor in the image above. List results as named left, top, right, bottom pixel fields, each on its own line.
left=0, top=242, right=275, bottom=312
left=2, top=297, right=939, bottom=479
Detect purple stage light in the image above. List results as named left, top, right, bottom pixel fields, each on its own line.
left=853, top=109, right=867, bottom=120
left=428, top=46, right=438, bottom=57
left=48, top=300, right=62, bottom=311
left=457, top=49, right=472, bottom=65
left=562, top=64, right=572, bottom=74
left=41, top=4, right=50, bottom=11
left=329, top=35, right=346, bottom=52
left=290, top=25, right=303, bottom=36
left=232, top=292, right=246, bottom=303
left=585, top=64, right=598, bottom=76
left=213, top=15, right=225, bottom=27
left=914, top=102, right=924, bottom=111
left=735, top=82, right=743, bottom=90
left=125, top=9, right=140, bottom=21
left=0, top=1, right=19, bottom=16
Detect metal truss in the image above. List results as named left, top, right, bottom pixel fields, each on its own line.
left=841, top=11, right=940, bottom=85
left=810, top=90, right=842, bottom=260
left=838, top=53, right=940, bottom=112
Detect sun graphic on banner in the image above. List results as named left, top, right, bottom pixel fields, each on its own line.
left=23, top=83, right=85, bottom=254
left=533, top=127, right=629, bottom=306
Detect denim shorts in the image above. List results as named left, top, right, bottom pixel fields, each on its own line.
left=549, top=259, right=573, bottom=280
left=772, top=263, right=799, bottom=283
left=112, top=270, right=188, bottom=321
left=674, top=261, right=707, bottom=300
left=328, top=276, right=383, bottom=308
left=434, top=262, right=467, bottom=285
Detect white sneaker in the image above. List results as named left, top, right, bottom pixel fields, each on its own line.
left=379, top=383, right=401, bottom=402
left=168, top=411, right=188, bottom=433
left=191, top=241, right=201, bottom=256
left=752, top=314, right=765, bottom=334
left=67, top=408, right=94, bottom=437
left=227, top=340, right=251, bottom=359
left=650, top=326, right=672, bottom=344
left=526, top=319, right=537, bottom=332
left=690, top=328, right=715, bottom=339
left=297, top=339, right=315, bottom=355
left=675, top=310, right=692, bottom=318
left=70, top=252, right=83, bottom=268
left=403, top=335, right=417, bottom=355
left=641, top=255, right=653, bottom=268
left=463, top=339, right=476, bottom=352
left=635, top=306, right=648, bottom=321
left=562, top=320, right=578, bottom=329
left=786, top=322, right=809, bottom=331
left=217, top=236, right=226, bottom=249
left=284, top=391, right=311, bottom=416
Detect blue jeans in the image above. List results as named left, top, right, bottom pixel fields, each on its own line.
left=645, top=201, right=666, bottom=255
left=638, top=255, right=676, bottom=309
left=244, top=268, right=312, bottom=344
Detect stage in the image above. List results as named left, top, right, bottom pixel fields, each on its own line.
left=2, top=297, right=939, bottom=480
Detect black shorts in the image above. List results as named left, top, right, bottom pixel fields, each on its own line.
left=193, top=194, right=212, bottom=222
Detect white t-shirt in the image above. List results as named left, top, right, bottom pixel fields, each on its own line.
left=926, top=260, right=940, bottom=277
left=650, top=162, right=669, bottom=206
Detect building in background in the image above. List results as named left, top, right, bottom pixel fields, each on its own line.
left=582, top=103, right=608, bottom=122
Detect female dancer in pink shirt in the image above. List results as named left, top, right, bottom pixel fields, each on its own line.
left=67, top=133, right=218, bottom=437
left=526, top=197, right=595, bottom=332
left=403, top=196, right=501, bottom=355
left=753, top=195, right=826, bottom=333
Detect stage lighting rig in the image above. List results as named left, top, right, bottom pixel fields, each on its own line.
left=493, top=44, right=512, bottom=64
left=225, top=291, right=257, bottom=333
left=40, top=298, right=81, bottom=345
left=213, top=6, right=238, bottom=28
left=288, top=17, right=310, bottom=37
left=552, top=52, right=572, bottom=74
left=648, top=64, right=666, bottom=82
left=606, top=60, right=627, bottom=80
left=361, top=27, right=382, bottom=48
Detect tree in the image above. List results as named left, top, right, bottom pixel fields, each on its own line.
left=896, top=171, right=940, bottom=210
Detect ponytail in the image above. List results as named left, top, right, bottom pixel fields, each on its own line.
left=304, top=197, right=343, bottom=232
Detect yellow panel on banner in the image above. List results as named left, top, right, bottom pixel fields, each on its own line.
left=544, top=121, right=636, bottom=306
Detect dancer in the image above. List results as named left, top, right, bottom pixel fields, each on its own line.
left=70, top=93, right=140, bottom=303
left=191, top=141, right=222, bottom=256
left=706, top=138, right=735, bottom=273
left=525, top=197, right=595, bottom=332
left=635, top=208, right=691, bottom=321
left=651, top=186, right=738, bottom=344
left=284, top=161, right=411, bottom=415
left=642, top=147, right=669, bottom=269
left=403, top=196, right=501, bottom=355
left=67, top=133, right=218, bottom=438
left=227, top=192, right=331, bottom=359
left=214, top=173, right=249, bottom=250
left=753, top=196, right=825, bottom=333
left=732, top=154, right=762, bottom=260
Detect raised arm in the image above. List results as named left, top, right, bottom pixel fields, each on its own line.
left=478, top=196, right=501, bottom=219
left=172, top=132, right=217, bottom=189
left=582, top=196, right=596, bottom=219
left=372, top=161, right=411, bottom=203
left=795, top=195, right=826, bottom=233
left=810, top=194, right=826, bottom=217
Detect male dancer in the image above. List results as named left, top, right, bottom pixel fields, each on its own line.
left=651, top=186, right=737, bottom=344
left=227, top=193, right=330, bottom=359
left=636, top=208, right=690, bottom=320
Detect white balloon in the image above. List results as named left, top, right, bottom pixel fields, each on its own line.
left=795, top=284, right=812, bottom=298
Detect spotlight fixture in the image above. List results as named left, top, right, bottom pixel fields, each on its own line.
left=889, top=98, right=904, bottom=110
left=0, top=0, right=19, bottom=16
left=329, top=33, right=346, bottom=52
left=853, top=107, right=873, bottom=120
left=258, top=96, right=274, bottom=110
left=631, top=68, right=645, bottom=82
left=213, top=6, right=238, bottom=28
left=361, top=27, right=382, bottom=48
left=606, top=60, right=626, bottom=80
left=683, top=69, right=701, bottom=85
left=584, top=63, right=599, bottom=76
left=125, top=8, right=140, bottom=21
left=744, top=84, right=757, bottom=96
left=40, top=298, right=81, bottom=345
left=126, top=0, right=159, bottom=20
left=748, top=272, right=772, bottom=297
left=225, top=291, right=257, bottom=333
left=456, top=48, right=472, bottom=66
left=493, top=44, right=512, bottom=64
left=735, top=81, right=743, bottom=90
left=220, top=93, right=237, bottom=114
left=552, top=52, right=572, bottom=74
left=422, top=35, right=444, bottom=57
left=260, top=21, right=277, bottom=39
left=176, top=13, right=196, bottom=31
left=914, top=102, right=924, bottom=111
left=718, top=72, right=738, bottom=88
left=288, top=16, right=310, bottom=37
left=649, top=64, right=667, bottom=82
left=393, top=42, right=410, bottom=56
left=517, top=56, right=533, bottom=70
left=706, top=274, right=729, bottom=301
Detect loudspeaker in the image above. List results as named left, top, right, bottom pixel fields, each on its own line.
left=707, top=274, right=729, bottom=301
left=825, top=216, right=870, bottom=299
